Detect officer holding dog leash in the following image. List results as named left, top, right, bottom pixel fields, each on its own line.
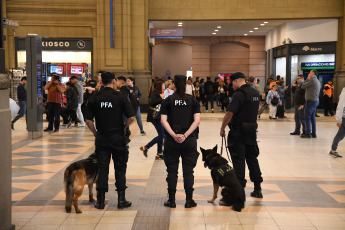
left=85, top=71, right=135, bottom=209
left=220, top=72, right=264, bottom=198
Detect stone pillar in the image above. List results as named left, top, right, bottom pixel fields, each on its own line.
left=334, top=2, right=345, bottom=102
left=0, top=74, right=14, bottom=230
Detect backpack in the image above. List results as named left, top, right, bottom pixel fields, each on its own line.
left=127, top=92, right=138, bottom=114
left=271, top=96, right=279, bottom=106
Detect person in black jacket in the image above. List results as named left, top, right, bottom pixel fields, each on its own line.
left=127, top=77, right=145, bottom=135
left=65, top=82, right=79, bottom=127
left=290, top=75, right=306, bottom=135
left=11, top=77, right=27, bottom=130
left=204, top=77, right=215, bottom=112
left=140, top=79, right=165, bottom=159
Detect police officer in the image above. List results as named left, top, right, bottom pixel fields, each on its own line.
left=219, top=72, right=263, bottom=198
left=160, top=75, right=201, bottom=208
left=84, top=72, right=135, bottom=209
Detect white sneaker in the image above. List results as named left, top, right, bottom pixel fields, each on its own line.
left=79, top=124, right=85, bottom=127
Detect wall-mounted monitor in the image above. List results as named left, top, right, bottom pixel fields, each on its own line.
left=50, top=65, right=63, bottom=74
left=71, top=66, right=83, bottom=74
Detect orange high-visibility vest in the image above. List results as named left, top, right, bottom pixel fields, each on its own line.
left=323, top=83, right=333, bottom=97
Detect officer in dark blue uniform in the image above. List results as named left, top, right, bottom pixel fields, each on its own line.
left=84, top=72, right=135, bottom=209
left=220, top=72, right=264, bottom=198
left=160, top=75, right=201, bottom=208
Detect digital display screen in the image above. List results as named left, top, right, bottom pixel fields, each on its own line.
left=50, top=65, right=63, bottom=74
left=71, top=66, right=83, bottom=74
left=218, top=73, right=232, bottom=84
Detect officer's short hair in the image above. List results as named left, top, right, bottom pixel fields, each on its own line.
left=311, top=69, right=318, bottom=76
left=101, top=72, right=115, bottom=85
left=21, top=77, right=27, bottom=81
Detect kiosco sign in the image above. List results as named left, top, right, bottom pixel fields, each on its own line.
left=42, top=41, right=70, bottom=48
left=16, top=38, right=92, bottom=51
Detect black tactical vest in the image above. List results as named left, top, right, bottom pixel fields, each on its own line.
left=229, top=84, right=260, bottom=128
left=167, top=94, right=194, bottom=134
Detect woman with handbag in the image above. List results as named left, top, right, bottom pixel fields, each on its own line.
left=140, top=79, right=165, bottom=159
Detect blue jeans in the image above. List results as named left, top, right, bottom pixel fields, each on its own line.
left=331, top=118, right=345, bottom=151
left=11, top=100, right=27, bottom=124
left=135, top=106, right=144, bottom=132
left=146, top=119, right=165, bottom=154
left=304, top=101, right=319, bottom=135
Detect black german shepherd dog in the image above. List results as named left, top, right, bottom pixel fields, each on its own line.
left=200, top=145, right=245, bottom=212
left=64, top=153, right=98, bottom=213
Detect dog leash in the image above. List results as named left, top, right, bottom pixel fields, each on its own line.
left=220, top=135, right=232, bottom=163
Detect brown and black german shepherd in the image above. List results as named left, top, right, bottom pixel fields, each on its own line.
left=64, top=153, right=98, bottom=213
left=201, top=145, right=245, bottom=212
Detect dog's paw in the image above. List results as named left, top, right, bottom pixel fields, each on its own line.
left=207, top=198, right=216, bottom=203
left=65, top=208, right=71, bottom=213
left=76, top=209, right=83, bottom=214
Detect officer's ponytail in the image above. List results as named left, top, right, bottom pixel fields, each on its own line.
left=174, top=75, right=187, bottom=101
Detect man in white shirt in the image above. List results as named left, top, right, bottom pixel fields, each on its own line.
left=185, top=77, right=195, bottom=97
left=329, top=87, right=345, bottom=158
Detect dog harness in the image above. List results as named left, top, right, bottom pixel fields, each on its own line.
left=211, top=164, right=234, bottom=185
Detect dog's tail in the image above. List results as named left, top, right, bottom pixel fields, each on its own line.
left=64, top=168, right=74, bottom=213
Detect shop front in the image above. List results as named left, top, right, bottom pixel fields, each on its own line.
left=15, top=37, right=93, bottom=84
left=271, top=42, right=336, bottom=109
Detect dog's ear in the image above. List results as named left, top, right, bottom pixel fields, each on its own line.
left=213, top=145, right=217, bottom=153
left=200, top=147, right=205, bottom=153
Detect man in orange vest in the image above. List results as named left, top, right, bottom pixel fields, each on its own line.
left=323, top=79, right=334, bottom=116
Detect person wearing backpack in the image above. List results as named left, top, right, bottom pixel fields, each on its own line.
left=204, top=77, right=215, bottom=113
left=266, top=84, right=281, bottom=119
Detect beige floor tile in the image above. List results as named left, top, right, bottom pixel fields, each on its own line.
left=170, top=222, right=206, bottom=230
left=304, top=213, right=343, bottom=221
left=12, top=212, right=37, bottom=219
left=12, top=218, right=31, bottom=226
left=242, top=225, right=280, bottom=230
left=204, top=216, right=240, bottom=225
left=279, top=226, right=316, bottom=230
left=316, top=227, right=345, bottom=230
left=239, top=217, right=277, bottom=226
left=308, top=219, right=345, bottom=228
left=236, top=212, right=272, bottom=219
left=170, top=210, right=204, bottom=217
left=58, top=224, right=97, bottom=230
left=102, top=210, right=137, bottom=217
left=205, top=223, right=243, bottom=230
left=98, top=216, right=135, bottom=224
left=34, top=211, right=70, bottom=218
left=63, top=216, right=102, bottom=225
left=95, top=223, right=133, bottom=230
left=204, top=210, right=237, bottom=218
left=21, top=225, right=60, bottom=230
left=25, top=217, right=67, bottom=226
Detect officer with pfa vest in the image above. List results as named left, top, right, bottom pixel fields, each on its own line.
left=323, top=79, right=334, bottom=116
left=160, top=75, right=201, bottom=208
left=85, top=72, right=135, bottom=209
left=220, top=72, right=264, bottom=198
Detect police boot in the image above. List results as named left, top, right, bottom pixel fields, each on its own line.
left=164, top=192, right=176, bottom=208
left=250, top=183, right=263, bottom=198
left=94, top=192, right=105, bottom=209
left=185, top=192, right=197, bottom=208
left=117, top=191, right=132, bottom=209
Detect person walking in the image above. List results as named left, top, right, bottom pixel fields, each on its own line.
left=323, top=79, right=335, bottom=116
left=85, top=71, right=135, bottom=209
left=220, top=72, right=263, bottom=198
left=204, top=77, right=215, bottom=113
left=301, top=69, right=321, bottom=138
left=290, top=75, right=306, bottom=135
left=329, top=86, right=345, bottom=158
left=65, top=82, right=79, bottom=127
left=160, top=75, right=201, bottom=208
left=140, top=79, right=165, bottom=159
left=70, top=76, right=85, bottom=127
left=218, top=80, right=228, bottom=112
left=44, top=74, right=65, bottom=132
left=266, top=85, right=281, bottom=119
left=11, top=77, right=27, bottom=130
left=127, top=77, right=146, bottom=135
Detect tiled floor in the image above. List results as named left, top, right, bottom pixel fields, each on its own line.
left=10, top=109, right=345, bottom=230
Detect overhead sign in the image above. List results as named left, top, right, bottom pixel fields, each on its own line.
left=301, top=62, right=335, bottom=70
left=290, top=42, right=336, bottom=55
left=150, top=28, right=183, bottom=39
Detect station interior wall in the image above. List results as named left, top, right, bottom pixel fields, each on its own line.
left=265, top=19, right=338, bottom=50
